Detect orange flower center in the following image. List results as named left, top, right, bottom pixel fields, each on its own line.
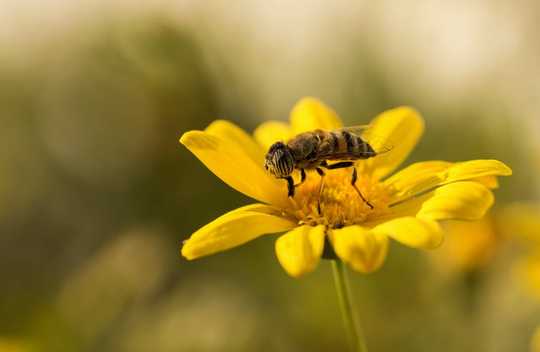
left=286, top=168, right=392, bottom=228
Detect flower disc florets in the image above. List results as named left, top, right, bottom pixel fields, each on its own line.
left=290, top=168, right=391, bottom=228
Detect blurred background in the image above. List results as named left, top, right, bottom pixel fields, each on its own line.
left=1, top=1, right=539, bottom=351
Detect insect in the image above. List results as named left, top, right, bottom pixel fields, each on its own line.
left=264, top=126, right=387, bottom=210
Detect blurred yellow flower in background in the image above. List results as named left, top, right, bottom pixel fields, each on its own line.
left=501, top=203, right=540, bottom=301
left=532, top=326, right=540, bottom=352
left=0, top=339, right=27, bottom=352
left=433, top=216, right=500, bottom=274
left=431, top=203, right=540, bottom=292
left=515, top=255, right=540, bottom=300
left=180, top=98, right=511, bottom=277
left=426, top=202, right=540, bottom=351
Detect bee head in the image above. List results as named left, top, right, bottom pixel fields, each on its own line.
left=264, top=142, right=294, bottom=178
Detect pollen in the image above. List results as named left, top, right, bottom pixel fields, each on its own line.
left=287, top=168, right=392, bottom=228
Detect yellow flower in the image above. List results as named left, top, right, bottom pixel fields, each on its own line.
left=532, top=326, right=540, bottom=352
left=438, top=203, right=540, bottom=301
left=500, top=203, right=540, bottom=300
left=500, top=203, right=540, bottom=248
left=179, top=98, right=512, bottom=277
left=432, top=216, right=500, bottom=274
left=515, top=254, right=540, bottom=300
left=0, top=339, right=27, bottom=352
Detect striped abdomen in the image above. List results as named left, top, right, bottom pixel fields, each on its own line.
left=319, top=129, right=376, bottom=161
left=287, top=129, right=377, bottom=169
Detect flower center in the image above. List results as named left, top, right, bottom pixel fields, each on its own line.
left=286, top=168, right=391, bottom=228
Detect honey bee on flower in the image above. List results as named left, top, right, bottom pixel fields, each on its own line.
left=179, top=97, right=512, bottom=277
left=263, top=125, right=391, bottom=210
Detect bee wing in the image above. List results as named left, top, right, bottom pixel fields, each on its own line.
left=336, top=125, right=394, bottom=154
left=338, top=124, right=370, bottom=132
left=334, top=125, right=370, bottom=135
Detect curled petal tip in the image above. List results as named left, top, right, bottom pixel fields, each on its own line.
left=180, top=242, right=192, bottom=260
left=499, top=161, right=513, bottom=175
left=179, top=131, right=195, bottom=146
left=179, top=130, right=219, bottom=151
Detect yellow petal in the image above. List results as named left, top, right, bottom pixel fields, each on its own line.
left=180, top=130, right=288, bottom=207
left=379, top=181, right=497, bottom=226
left=275, top=225, right=325, bottom=277
left=417, top=181, right=494, bottom=221
left=253, top=120, right=292, bottom=151
left=205, top=119, right=266, bottom=164
left=474, top=176, right=499, bottom=189
left=290, top=97, right=343, bottom=134
left=372, top=217, right=443, bottom=249
left=329, top=226, right=388, bottom=273
left=384, top=160, right=452, bottom=197
left=445, top=159, right=512, bottom=180
left=386, top=159, right=511, bottom=203
left=181, top=204, right=296, bottom=260
left=362, top=106, right=424, bottom=180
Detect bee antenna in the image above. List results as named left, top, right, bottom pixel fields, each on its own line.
left=376, top=144, right=394, bottom=155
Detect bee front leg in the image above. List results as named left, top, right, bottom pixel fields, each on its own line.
left=285, top=170, right=306, bottom=198
left=294, top=169, right=306, bottom=187
left=285, top=176, right=295, bottom=197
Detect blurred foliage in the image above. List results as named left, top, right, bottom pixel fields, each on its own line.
left=0, top=7, right=538, bottom=352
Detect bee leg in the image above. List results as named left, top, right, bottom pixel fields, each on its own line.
left=323, top=161, right=373, bottom=208
left=294, top=168, right=306, bottom=187
left=324, top=161, right=354, bottom=169
left=316, top=168, right=326, bottom=215
left=351, top=167, right=374, bottom=209
left=285, top=170, right=306, bottom=198
left=285, top=176, right=295, bottom=197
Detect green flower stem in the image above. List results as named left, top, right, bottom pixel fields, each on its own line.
left=332, top=260, right=368, bottom=352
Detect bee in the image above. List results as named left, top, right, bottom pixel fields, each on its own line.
left=264, top=126, right=387, bottom=209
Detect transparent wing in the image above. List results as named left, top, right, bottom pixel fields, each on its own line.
left=335, top=125, right=394, bottom=154
left=335, top=125, right=371, bottom=135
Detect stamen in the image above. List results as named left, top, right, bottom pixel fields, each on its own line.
left=286, top=168, right=391, bottom=228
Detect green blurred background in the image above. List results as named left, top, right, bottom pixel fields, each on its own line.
left=1, top=1, right=539, bottom=351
